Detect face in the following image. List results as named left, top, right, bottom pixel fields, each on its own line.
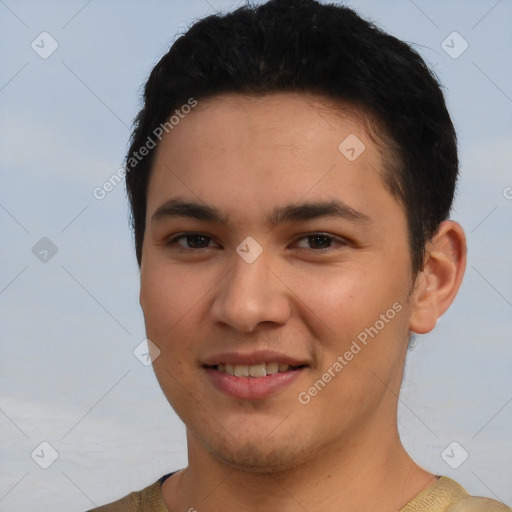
left=140, top=92, right=416, bottom=472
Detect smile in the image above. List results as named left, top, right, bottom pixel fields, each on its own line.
left=204, top=364, right=306, bottom=400
left=213, top=362, right=302, bottom=377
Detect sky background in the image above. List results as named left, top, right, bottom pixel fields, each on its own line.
left=0, top=0, right=511, bottom=510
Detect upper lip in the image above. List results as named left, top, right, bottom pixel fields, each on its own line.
left=202, top=350, right=309, bottom=367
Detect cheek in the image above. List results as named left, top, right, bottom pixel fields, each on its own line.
left=141, top=267, right=202, bottom=406
left=140, top=264, right=202, bottom=342
left=292, top=265, right=378, bottom=334
left=294, top=262, right=409, bottom=359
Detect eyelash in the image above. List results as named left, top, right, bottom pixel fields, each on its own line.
left=164, top=232, right=348, bottom=252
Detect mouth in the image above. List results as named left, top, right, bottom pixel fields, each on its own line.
left=206, top=362, right=306, bottom=378
left=203, top=356, right=308, bottom=400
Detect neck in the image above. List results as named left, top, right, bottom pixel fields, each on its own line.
left=163, top=414, right=434, bottom=512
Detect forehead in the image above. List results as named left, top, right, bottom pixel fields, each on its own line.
left=158, top=92, right=380, bottom=154
left=147, top=92, right=400, bottom=229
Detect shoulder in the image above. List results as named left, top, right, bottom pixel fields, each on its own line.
left=86, top=474, right=172, bottom=512
left=446, top=496, right=512, bottom=512
left=86, top=488, right=142, bottom=512
left=401, top=476, right=511, bottom=512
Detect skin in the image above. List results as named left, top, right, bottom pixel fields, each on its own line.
left=139, top=92, right=467, bottom=512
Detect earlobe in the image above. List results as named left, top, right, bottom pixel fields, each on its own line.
left=409, top=221, right=467, bottom=334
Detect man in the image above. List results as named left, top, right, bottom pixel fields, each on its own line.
left=90, top=0, right=510, bottom=510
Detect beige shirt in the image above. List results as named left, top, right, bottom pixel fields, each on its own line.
left=89, top=475, right=511, bottom=512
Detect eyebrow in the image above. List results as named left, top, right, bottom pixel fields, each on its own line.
left=150, top=198, right=371, bottom=227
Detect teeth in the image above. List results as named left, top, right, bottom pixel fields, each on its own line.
left=265, top=362, right=279, bottom=375
left=215, top=362, right=293, bottom=377
left=234, top=364, right=249, bottom=377
left=249, top=364, right=266, bottom=377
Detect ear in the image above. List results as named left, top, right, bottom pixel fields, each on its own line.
left=409, top=220, right=467, bottom=334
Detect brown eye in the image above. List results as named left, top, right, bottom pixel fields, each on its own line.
left=294, top=233, right=347, bottom=251
left=165, top=233, right=217, bottom=250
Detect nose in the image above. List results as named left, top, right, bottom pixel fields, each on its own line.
left=209, top=250, right=292, bottom=332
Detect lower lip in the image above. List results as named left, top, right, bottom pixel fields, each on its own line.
left=204, top=367, right=305, bottom=400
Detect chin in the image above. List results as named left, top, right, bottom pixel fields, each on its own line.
left=190, top=423, right=315, bottom=474
left=215, top=442, right=308, bottom=474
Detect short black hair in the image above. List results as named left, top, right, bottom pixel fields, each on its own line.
left=125, top=0, right=458, bottom=275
